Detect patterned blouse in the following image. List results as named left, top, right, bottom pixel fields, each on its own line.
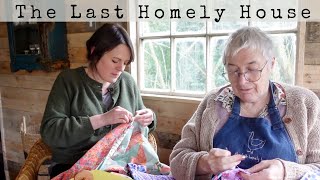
left=214, top=82, right=287, bottom=118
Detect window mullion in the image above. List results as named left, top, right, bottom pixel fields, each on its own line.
left=171, top=36, right=176, bottom=94
left=206, top=21, right=212, bottom=92
left=138, top=38, right=145, bottom=90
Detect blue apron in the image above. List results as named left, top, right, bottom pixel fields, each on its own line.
left=213, top=83, right=297, bottom=169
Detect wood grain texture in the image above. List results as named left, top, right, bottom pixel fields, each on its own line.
left=0, top=49, right=10, bottom=62
left=304, top=65, right=320, bottom=89
left=70, top=62, right=87, bottom=69
left=306, top=22, right=320, bottom=43
left=157, top=148, right=172, bottom=165
left=305, top=43, right=320, bottom=65
left=0, top=38, right=9, bottom=49
left=0, top=61, right=11, bottom=74
left=67, top=32, right=92, bottom=48
left=66, top=22, right=105, bottom=33
left=0, top=23, right=8, bottom=37
left=68, top=47, right=87, bottom=63
left=0, top=74, right=56, bottom=90
left=0, top=86, right=49, bottom=113
left=155, top=131, right=181, bottom=149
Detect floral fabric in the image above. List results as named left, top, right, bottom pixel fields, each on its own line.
left=52, top=122, right=171, bottom=180
left=213, top=168, right=320, bottom=180
left=301, top=170, right=320, bottom=180
left=212, top=168, right=250, bottom=180
left=214, top=82, right=286, bottom=117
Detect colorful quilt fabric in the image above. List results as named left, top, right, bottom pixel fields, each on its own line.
left=301, top=170, right=320, bottom=180
left=212, top=168, right=250, bottom=180
left=52, top=122, right=171, bottom=180
left=213, top=168, right=320, bottom=180
left=127, top=163, right=175, bottom=180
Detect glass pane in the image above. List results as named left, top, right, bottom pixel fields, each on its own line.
left=142, top=39, right=171, bottom=90
left=212, top=21, right=248, bottom=33
left=210, top=36, right=229, bottom=88
left=211, top=0, right=249, bottom=32
left=175, top=38, right=206, bottom=93
left=172, top=21, right=206, bottom=34
left=140, top=21, right=170, bottom=36
left=270, top=33, right=296, bottom=84
left=251, top=21, right=297, bottom=31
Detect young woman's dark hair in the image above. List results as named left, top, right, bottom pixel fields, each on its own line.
left=86, top=23, right=134, bottom=71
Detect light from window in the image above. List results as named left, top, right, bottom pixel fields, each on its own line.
left=138, top=20, right=297, bottom=97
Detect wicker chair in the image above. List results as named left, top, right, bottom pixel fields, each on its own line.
left=16, top=134, right=158, bottom=180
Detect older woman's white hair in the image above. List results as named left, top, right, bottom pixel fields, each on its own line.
left=223, top=27, right=275, bottom=65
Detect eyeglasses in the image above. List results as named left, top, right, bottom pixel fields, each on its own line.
left=222, top=60, right=269, bottom=82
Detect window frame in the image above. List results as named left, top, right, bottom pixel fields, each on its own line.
left=129, top=21, right=306, bottom=98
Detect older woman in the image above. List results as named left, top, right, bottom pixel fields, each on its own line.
left=169, top=27, right=320, bottom=180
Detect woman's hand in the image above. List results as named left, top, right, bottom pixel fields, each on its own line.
left=104, top=106, right=133, bottom=124
left=196, top=148, right=245, bottom=175
left=90, top=106, right=133, bottom=129
left=134, top=108, right=153, bottom=127
left=240, top=159, right=285, bottom=180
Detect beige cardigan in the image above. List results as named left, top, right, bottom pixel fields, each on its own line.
left=169, top=83, right=320, bottom=180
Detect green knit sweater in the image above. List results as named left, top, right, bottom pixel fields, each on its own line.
left=40, top=67, right=156, bottom=164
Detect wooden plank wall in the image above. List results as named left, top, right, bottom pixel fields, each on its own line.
left=304, top=22, right=320, bottom=90
left=0, top=22, right=320, bottom=179
left=0, top=22, right=90, bottom=179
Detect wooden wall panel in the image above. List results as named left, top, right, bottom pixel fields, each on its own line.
left=0, top=87, right=49, bottom=113
left=13, top=70, right=59, bottom=76
left=0, top=23, right=8, bottom=37
left=304, top=43, right=320, bottom=65
left=67, top=22, right=105, bottom=33
left=0, top=49, right=10, bottom=62
left=66, top=22, right=127, bottom=34
left=70, top=62, right=86, bottom=69
left=67, top=33, right=92, bottom=48
left=0, top=38, right=9, bottom=49
left=1, top=108, right=43, bottom=166
left=69, top=47, right=87, bottom=63
left=3, top=129, right=24, bottom=163
left=306, top=22, right=320, bottom=43
left=143, top=97, right=199, bottom=163
left=158, top=148, right=172, bottom=165
left=0, top=74, right=56, bottom=90
left=0, top=61, right=11, bottom=74
left=304, top=65, right=320, bottom=89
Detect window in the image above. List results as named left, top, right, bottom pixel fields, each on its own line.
left=134, top=11, right=300, bottom=97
